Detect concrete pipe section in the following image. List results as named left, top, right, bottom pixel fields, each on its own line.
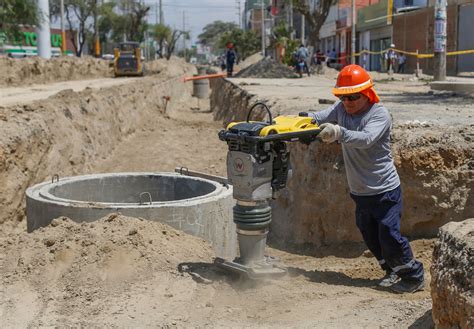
left=26, top=172, right=236, bottom=259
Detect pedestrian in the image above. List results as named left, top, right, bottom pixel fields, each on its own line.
left=397, top=53, right=406, bottom=73
left=360, top=47, right=368, bottom=70
left=225, top=42, right=237, bottom=77
left=296, top=44, right=310, bottom=77
left=326, top=50, right=331, bottom=67
left=309, top=64, right=425, bottom=294
left=386, top=44, right=397, bottom=73
left=329, top=48, right=337, bottom=65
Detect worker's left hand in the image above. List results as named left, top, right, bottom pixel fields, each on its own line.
left=319, top=123, right=341, bottom=143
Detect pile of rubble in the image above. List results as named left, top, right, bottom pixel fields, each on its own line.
left=235, top=58, right=298, bottom=78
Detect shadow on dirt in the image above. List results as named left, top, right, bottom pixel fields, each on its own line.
left=177, top=261, right=274, bottom=290
left=267, top=240, right=368, bottom=259
left=380, top=91, right=474, bottom=105
left=408, top=309, right=434, bottom=328
left=287, top=266, right=379, bottom=288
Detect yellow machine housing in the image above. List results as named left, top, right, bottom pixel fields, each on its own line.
left=113, top=42, right=144, bottom=77
left=227, top=115, right=320, bottom=137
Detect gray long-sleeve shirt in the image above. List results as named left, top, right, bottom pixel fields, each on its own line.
left=310, top=101, right=400, bottom=196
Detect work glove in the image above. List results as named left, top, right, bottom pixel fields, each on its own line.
left=319, top=123, right=341, bottom=143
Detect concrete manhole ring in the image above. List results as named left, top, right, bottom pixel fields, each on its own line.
left=26, top=172, right=236, bottom=258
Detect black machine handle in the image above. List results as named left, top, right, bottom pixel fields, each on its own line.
left=219, top=128, right=321, bottom=143
left=246, top=102, right=273, bottom=124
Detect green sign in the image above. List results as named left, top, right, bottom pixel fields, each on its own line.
left=357, top=0, right=389, bottom=31
left=1, top=31, right=63, bottom=47
left=246, top=0, right=270, bottom=10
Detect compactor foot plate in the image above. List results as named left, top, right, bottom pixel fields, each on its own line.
left=215, top=256, right=287, bottom=280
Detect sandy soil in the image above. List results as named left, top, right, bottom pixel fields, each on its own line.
left=0, top=56, right=113, bottom=87
left=0, top=60, right=442, bottom=327
left=0, top=77, right=142, bottom=107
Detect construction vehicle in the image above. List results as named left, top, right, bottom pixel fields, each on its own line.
left=113, top=42, right=144, bottom=77
left=217, top=103, right=321, bottom=279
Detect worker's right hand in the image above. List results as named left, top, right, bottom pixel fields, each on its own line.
left=319, top=123, right=341, bottom=143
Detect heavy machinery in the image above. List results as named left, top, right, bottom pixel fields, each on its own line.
left=113, top=42, right=144, bottom=77
left=217, top=103, right=321, bottom=279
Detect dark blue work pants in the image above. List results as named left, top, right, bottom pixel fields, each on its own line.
left=350, top=186, right=424, bottom=282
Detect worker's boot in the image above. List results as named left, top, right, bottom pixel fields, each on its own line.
left=389, top=278, right=425, bottom=294
left=378, top=271, right=399, bottom=288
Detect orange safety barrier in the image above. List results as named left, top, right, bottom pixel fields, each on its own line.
left=183, top=73, right=226, bottom=82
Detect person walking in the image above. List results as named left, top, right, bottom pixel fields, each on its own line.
left=225, top=42, right=237, bottom=77
left=386, top=44, right=397, bottom=73
left=360, top=48, right=368, bottom=70
left=296, top=44, right=310, bottom=77
left=308, top=64, right=425, bottom=293
left=397, top=53, right=406, bottom=73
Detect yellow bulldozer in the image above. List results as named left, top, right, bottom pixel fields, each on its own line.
left=113, top=42, right=144, bottom=77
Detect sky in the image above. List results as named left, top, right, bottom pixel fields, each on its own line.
left=144, top=0, right=242, bottom=46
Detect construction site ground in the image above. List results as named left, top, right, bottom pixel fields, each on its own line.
left=0, top=57, right=471, bottom=327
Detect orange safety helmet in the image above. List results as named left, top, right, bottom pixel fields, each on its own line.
left=332, top=64, right=380, bottom=103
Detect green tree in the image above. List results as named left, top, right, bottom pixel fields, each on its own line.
left=289, top=0, right=336, bottom=47
left=151, top=23, right=189, bottom=60
left=109, top=0, right=149, bottom=43
left=51, top=0, right=149, bottom=56
left=50, top=0, right=97, bottom=57
left=217, top=29, right=260, bottom=61
left=270, top=22, right=298, bottom=66
left=0, top=0, right=39, bottom=40
left=198, top=20, right=238, bottom=49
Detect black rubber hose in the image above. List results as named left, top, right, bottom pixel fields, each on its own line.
left=246, top=102, right=273, bottom=124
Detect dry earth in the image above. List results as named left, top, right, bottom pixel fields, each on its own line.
left=0, top=57, right=461, bottom=327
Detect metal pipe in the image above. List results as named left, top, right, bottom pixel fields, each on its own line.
left=183, top=73, right=226, bottom=82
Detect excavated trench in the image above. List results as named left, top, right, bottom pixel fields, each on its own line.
left=0, top=60, right=196, bottom=224
left=0, top=58, right=472, bottom=327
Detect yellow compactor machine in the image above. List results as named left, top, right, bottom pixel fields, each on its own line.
left=217, top=103, right=322, bottom=279
left=113, top=42, right=144, bottom=77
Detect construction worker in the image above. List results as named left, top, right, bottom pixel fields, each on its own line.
left=225, top=42, right=237, bottom=77
left=309, top=65, right=425, bottom=293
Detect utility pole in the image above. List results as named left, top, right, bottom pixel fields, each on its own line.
left=261, top=0, right=265, bottom=56
left=236, top=0, right=242, bottom=29
left=301, top=14, right=305, bottom=44
left=289, top=1, right=294, bottom=40
left=36, top=0, right=51, bottom=58
left=351, top=0, right=356, bottom=64
left=159, top=0, right=163, bottom=25
left=433, top=0, right=447, bottom=81
left=182, top=11, right=186, bottom=60
left=60, top=0, right=66, bottom=54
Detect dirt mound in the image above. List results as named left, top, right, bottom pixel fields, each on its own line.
left=310, top=64, right=339, bottom=79
left=0, top=56, right=114, bottom=86
left=144, top=56, right=195, bottom=77
left=236, top=58, right=298, bottom=78
left=0, top=214, right=213, bottom=278
left=238, top=52, right=264, bottom=70
left=0, top=214, right=214, bottom=326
